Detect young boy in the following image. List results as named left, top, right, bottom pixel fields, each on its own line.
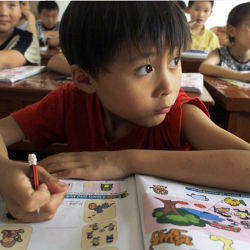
left=186, top=1, right=220, bottom=51
left=0, top=1, right=40, bottom=69
left=36, top=1, right=60, bottom=47
left=0, top=2, right=249, bottom=223
left=16, top=1, right=37, bottom=35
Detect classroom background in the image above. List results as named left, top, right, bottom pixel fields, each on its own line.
left=54, top=0, right=249, bottom=28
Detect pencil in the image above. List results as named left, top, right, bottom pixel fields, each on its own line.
left=28, top=153, right=40, bottom=214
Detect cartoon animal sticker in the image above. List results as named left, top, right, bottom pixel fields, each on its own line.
left=210, top=235, right=234, bottom=250
left=150, top=185, right=168, bottom=195
left=0, top=225, right=32, bottom=250
left=149, top=228, right=193, bottom=250
left=81, top=221, right=117, bottom=249
left=224, top=198, right=246, bottom=207
left=101, top=184, right=113, bottom=191
left=84, top=200, right=116, bottom=222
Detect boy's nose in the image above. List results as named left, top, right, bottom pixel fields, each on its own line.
left=154, top=72, right=174, bottom=97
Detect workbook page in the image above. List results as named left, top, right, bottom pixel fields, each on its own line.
left=135, top=174, right=250, bottom=250
left=0, top=177, right=143, bottom=250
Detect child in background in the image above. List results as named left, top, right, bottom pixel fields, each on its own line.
left=16, top=1, right=37, bottom=35
left=186, top=1, right=220, bottom=51
left=0, top=1, right=40, bottom=69
left=0, top=2, right=249, bottom=223
left=199, top=2, right=250, bottom=82
left=36, top=1, right=60, bottom=47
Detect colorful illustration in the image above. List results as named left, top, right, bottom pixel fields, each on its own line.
left=149, top=228, right=193, bottom=250
left=81, top=221, right=117, bottom=249
left=210, top=235, right=234, bottom=250
left=84, top=200, right=116, bottom=223
left=150, top=185, right=168, bottom=195
left=0, top=225, right=32, bottom=250
left=83, top=182, right=121, bottom=194
left=142, top=193, right=250, bottom=243
left=187, top=193, right=209, bottom=201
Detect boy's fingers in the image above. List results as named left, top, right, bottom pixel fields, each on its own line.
left=43, top=162, right=84, bottom=173
left=15, top=183, right=51, bottom=212
left=38, top=166, right=68, bottom=193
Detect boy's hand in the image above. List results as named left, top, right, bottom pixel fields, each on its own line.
left=0, top=164, right=68, bottom=222
left=40, top=151, right=131, bottom=180
left=21, top=9, right=35, bottom=21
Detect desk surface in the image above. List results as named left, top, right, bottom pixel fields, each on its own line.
left=204, top=75, right=250, bottom=142
left=204, top=76, right=250, bottom=112
left=181, top=57, right=204, bottom=73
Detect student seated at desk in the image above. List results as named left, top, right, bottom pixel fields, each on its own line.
left=186, top=1, right=220, bottom=51
left=36, top=1, right=60, bottom=48
left=0, top=1, right=40, bottom=69
left=47, top=53, right=71, bottom=75
left=0, top=2, right=249, bottom=223
left=16, top=1, right=37, bottom=35
left=199, top=2, right=250, bottom=82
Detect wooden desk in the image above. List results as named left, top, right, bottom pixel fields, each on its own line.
left=204, top=75, right=250, bottom=142
left=0, top=71, right=67, bottom=119
left=181, top=57, right=204, bottom=73
left=186, top=86, right=215, bottom=108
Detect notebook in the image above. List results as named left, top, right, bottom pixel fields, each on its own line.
left=0, top=66, right=46, bottom=83
left=1, top=175, right=250, bottom=249
left=181, top=73, right=204, bottom=94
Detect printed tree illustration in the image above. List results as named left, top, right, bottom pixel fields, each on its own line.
left=152, top=197, right=209, bottom=227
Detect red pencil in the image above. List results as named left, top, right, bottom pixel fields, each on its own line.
left=28, top=154, right=40, bottom=214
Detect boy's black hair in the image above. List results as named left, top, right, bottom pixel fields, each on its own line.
left=176, top=1, right=186, bottom=11
left=188, top=1, right=214, bottom=8
left=38, top=1, right=59, bottom=14
left=227, top=2, right=250, bottom=43
left=60, top=1, right=191, bottom=78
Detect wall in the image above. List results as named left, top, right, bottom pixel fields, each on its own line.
left=56, top=0, right=249, bottom=28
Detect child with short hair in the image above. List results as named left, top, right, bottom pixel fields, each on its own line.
left=0, top=1, right=40, bottom=69
left=0, top=2, right=249, bottom=223
left=187, top=1, right=220, bottom=51
left=16, top=1, right=37, bottom=35
left=199, top=2, right=250, bottom=82
left=36, top=1, right=60, bottom=47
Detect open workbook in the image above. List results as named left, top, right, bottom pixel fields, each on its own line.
left=1, top=175, right=250, bottom=249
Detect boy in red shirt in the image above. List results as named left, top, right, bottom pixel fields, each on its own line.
left=0, top=2, right=249, bottom=223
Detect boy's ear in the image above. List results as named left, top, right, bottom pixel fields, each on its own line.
left=227, top=25, right=236, bottom=39
left=70, top=64, right=96, bottom=94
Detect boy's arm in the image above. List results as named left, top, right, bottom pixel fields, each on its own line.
left=199, top=50, right=250, bottom=82
left=43, top=30, right=59, bottom=38
left=47, top=53, right=71, bottom=75
left=0, top=50, right=27, bottom=69
left=22, top=10, right=37, bottom=35
left=0, top=116, right=67, bottom=222
left=40, top=104, right=250, bottom=192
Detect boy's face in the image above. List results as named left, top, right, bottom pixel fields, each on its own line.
left=188, top=1, right=212, bottom=26
left=78, top=45, right=182, bottom=128
left=0, top=1, right=21, bottom=33
left=39, top=9, right=58, bottom=29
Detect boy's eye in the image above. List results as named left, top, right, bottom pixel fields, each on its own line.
left=169, top=57, right=180, bottom=68
left=136, top=64, right=153, bottom=75
left=9, top=3, right=17, bottom=7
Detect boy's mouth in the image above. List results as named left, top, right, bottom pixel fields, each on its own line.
left=155, top=106, right=172, bottom=115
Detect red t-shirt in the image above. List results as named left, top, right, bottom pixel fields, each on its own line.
left=12, top=82, right=209, bottom=151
